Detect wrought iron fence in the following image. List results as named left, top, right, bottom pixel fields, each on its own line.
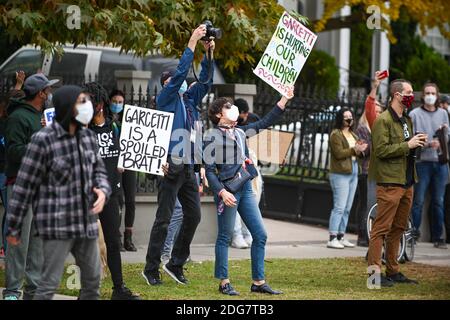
left=253, top=81, right=366, bottom=183
left=0, top=74, right=368, bottom=192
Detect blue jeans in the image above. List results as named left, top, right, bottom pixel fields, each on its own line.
left=411, top=162, right=449, bottom=242
left=329, top=161, right=358, bottom=235
left=214, top=181, right=267, bottom=281
left=161, top=197, right=183, bottom=257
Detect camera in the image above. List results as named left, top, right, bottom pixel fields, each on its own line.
left=201, top=20, right=222, bottom=41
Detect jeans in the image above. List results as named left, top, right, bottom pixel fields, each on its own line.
left=3, top=185, right=43, bottom=300
left=214, top=181, right=267, bottom=280
left=34, top=238, right=101, bottom=300
left=0, top=172, right=7, bottom=250
left=144, top=157, right=201, bottom=273
left=445, top=183, right=450, bottom=244
left=329, top=161, right=358, bottom=235
left=233, top=215, right=252, bottom=239
left=98, top=192, right=123, bottom=288
left=411, top=162, right=449, bottom=242
left=161, top=197, right=183, bottom=257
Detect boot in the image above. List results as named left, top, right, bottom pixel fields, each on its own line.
left=124, top=229, right=137, bottom=252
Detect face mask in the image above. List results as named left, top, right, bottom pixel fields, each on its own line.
left=399, top=93, right=414, bottom=109
left=344, top=118, right=353, bottom=127
left=178, top=81, right=188, bottom=95
left=75, top=100, right=94, bottom=125
left=223, top=105, right=240, bottom=122
left=424, top=94, right=437, bottom=106
left=110, top=103, right=124, bottom=114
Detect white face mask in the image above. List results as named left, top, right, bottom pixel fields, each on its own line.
left=424, top=94, right=437, bottom=105
left=75, top=100, right=94, bottom=125
left=224, top=105, right=240, bottom=122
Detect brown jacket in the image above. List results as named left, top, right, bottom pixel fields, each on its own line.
left=329, top=129, right=364, bottom=174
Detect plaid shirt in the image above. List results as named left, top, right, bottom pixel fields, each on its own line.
left=7, top=122, right=111, bottom=240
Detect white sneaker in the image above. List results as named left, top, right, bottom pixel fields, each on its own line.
left=340, top=239, right=355, bottom=248
left=231, top=235, right=249, bottom=249
left=327, top=238, right=344, bottom=249
left=243, top=236, right=253, bottom=247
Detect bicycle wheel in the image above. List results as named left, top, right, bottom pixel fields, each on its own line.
left=403, top=218, right=415, bottom=262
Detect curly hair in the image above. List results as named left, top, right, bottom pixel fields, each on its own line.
left=208, top=97, right=233, bottom=125
left=82, top=82, right=110, bottom=107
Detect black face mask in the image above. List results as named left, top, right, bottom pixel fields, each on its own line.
left=344, top=118, right=353, bottom=126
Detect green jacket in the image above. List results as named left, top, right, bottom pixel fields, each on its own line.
left=368, top=107, right=417, bottom=185
left=5, top=98, right=43, bottom=178
left=329, top=129, right=363, bottom=174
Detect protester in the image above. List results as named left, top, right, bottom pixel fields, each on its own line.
left=6, top=85, right=111, bottom=300
left=3, top=73, right=58, bottom=300
left=235, top=98, right=260, bottom=126
left=230, top=98, right=260, bottom=249
left=203, top=89, right=293, bottom=296
left=142, top=24, right=214, bottom=286
left=0, top=71, right=27, bottom=257
left=440, top=95, right=449, bottom=112
left=328, top=108, right=368, bottom=249
left=109, top=89, right=137, bottom=252
left=442, top=95, right=450, bottom=244
left=409, top=83, right=449, bottom=249
left=85, top=82, right=140, bottom=299
left=367, top=79, right=426, bottom=287
left=355, top=71, right=386, bottom=246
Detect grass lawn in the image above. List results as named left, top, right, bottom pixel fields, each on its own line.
left=2, top=257, right=450, bottom=300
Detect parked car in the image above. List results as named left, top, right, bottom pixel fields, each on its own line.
left=0, top=45, right=225, bottom=93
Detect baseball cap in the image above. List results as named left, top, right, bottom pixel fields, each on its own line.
left=23, top=74, right=59, bottom=96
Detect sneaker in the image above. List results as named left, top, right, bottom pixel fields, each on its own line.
left=219, top=283, right=240, bottom=296
left=231, top=235, right=249, bottom=249
left=434, top=241, right=448, bottom=249
left=387, top=272, right=418, bottom=284
left=243, top=235, right=253, bottom=247
left=380, top=275, right=395, bottom=287
left=163, top=263, right=188, bottom=285
left=250, top=283, right=283, bottom=295
left=412, top=229, right=421, bottom=241
left=340, top=239, right=355, bottom=248
left=327, top=238, right=344, bottom=249
left=142, top=270, right=162, bottom=286
left=161, top=253, right=171, bottom=265
left=4, top=295, right=19, bottom=300
left=111, top=285, right=141, bottom=300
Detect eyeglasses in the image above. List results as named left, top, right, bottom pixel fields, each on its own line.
left=223, top=103, right=234, bottom=109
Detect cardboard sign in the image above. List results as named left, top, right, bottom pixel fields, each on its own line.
left=253, top=11, right=317, bottom=96
left=44, top=108, right=55, bottom=126
left=247, top=129, right=294, bottom=164
left=118, top=105, right=174, bottom=176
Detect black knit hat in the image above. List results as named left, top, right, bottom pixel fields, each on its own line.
left=160, top=70, right=175, bottom=86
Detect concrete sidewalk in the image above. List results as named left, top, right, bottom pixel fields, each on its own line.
left=120, top=218, right=450, bottom=267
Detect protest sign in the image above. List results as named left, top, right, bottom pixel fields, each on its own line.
left=118, top=105, right=174, bottom=176
left=248, top=129, right=294, bottom=164
left=44, top=108, right=55, bottom=126
left=253, top=11, right=317, bottom=96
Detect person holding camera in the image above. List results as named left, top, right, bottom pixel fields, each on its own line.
left=142, top=24, right=215, bottom=286
left=203, top=88, right=293, bottom=296
left=409, top=83, right=449, bottom=249
left=367, top=79, right=426, bottom=287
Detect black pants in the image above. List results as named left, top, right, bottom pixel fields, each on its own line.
left=144, top=158, right=201, bottom=273
left=99, top=192, right=123, bottom=288
left=122, top=170, right=137, bottom=228
left=445, top=183, right=450, bottom=244
left=355, top=174, right=369, bottom=244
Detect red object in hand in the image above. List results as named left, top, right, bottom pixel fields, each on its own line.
left=378, top=70, right=389, bottom=80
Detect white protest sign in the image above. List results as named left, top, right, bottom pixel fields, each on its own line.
left=118, top=105, right=174, bottom=176
left=44, top=108, right=55, bottom=126
left=253, top=11, right=317, bottom=96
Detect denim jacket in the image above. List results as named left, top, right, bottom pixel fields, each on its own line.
left=204, top=104, right=285, bottom=195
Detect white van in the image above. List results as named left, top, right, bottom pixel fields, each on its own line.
left=0, top=45, right=225, bottom=92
